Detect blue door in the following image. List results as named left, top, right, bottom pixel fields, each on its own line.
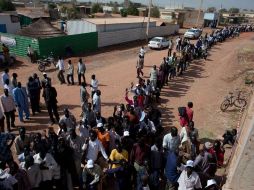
left=0, top=24, right=7, bottom=33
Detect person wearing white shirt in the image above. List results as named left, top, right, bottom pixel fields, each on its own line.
left=79, top=119, right=90, bottom=139
left=55, top=56, right=66, bottom=84
left=0, top=89, right=16, bottom=132
left=33, top=150, right=59, bottom=184
left=3, top=78, right=13, bottom=96
left=163, top=127, right=180, bottom=153
left=82, top=130, right=108, bottom=162
left=177, top=160, right=202, bottom=190
left=92, top=90, right=101, bottom=113
left=90, top=74, right=98, bottom=98
left=77, top=58, right=86, bottom=85
left=139, top=46, right=146, bottom=58
left=1, top=68, right=9, bottom=87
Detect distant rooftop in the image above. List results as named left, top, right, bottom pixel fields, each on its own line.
left=16, top=7, right=49, bottom=19
left=83, top=17, right=157, bottom=25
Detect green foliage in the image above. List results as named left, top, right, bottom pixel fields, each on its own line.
left=120, top=8, right=128, bottom=17
left=219, top=8, right=228, bottom=13
left=0, top=0, right=16, bottom=11
left=48, top=3, right=57, bottom=10
left=112, top=4, right=119, bottom=14
left=92, top=3, right=103, bottom=14
left=127, top=2, right=139, bottom=16
left=229, top=7, right=240, bottom=13
left=150, top=6, right=160, bottom=18
left=207, top=7, right=216, bottom=13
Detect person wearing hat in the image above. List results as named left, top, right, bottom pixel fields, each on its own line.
left=42, top=83, right=60, bottom=125
left=177, top=160, right=202, bottom=190
left=96, top=122, right=110, bottom=153
left=41, top=72, right=52, bottom=88
left=82, top=159, right=102, bottom=190
left=121, top=130, right=134, bottom=159
left=205, top=179, right=220, bottom=190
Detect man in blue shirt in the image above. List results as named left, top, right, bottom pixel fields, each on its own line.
left=165, top=151, right=181, bottom=190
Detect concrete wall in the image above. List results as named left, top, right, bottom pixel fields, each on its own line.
left=67, top=20, right=96, bottom=35
left=223, top=95, right=254, bottom=190
left=183, top=11, right=204, bottom=28
left=0, top=15, right=20, bottom=34
left=98, top=24, right=179, bottom=48
left=96, top=22, right=156, bottom=32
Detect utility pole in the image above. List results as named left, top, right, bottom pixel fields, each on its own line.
left=196, top=0, right=204, bottom=27
left=146, top=0, right=152, bottom=41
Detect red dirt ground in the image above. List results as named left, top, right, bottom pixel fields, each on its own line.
left=3, top=32, right=254, bottom=142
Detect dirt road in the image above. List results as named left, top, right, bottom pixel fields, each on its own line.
left=6, top=32, right=254, bottom=140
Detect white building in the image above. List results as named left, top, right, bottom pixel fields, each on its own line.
left=67, top=17, right=157, bottom=35
left=0, top=12, right=21, bottom=34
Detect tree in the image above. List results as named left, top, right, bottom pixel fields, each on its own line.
left=48, top=3, right=57, bottom=10
left=127, top=2, right=139, bottom=16
left=150, top=6, right=160, bottom=18
left=207, top=7, right=216, bottom=13
left=0, top=0, right=15, bottom=11
left=120, top=8, right=128, bottom=17
left=92, top=3, right=103, bottom=14
left=112, top=4, right=119, bottom=14
left=229, top=8, right=240, bottom=13
left=219, top=8, right=228, bottom=13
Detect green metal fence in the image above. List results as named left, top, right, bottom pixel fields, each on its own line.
left=38, top=32, right=98, bottom=58
left=0, top=33, right=39, bottom=57
left=0, top=32, right=98, bottom=59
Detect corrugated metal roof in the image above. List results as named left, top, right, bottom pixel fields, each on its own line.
left=82, top=17, right=157, bottom=25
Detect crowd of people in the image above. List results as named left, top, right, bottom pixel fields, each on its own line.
left=0, top=25, right=247, bottom=190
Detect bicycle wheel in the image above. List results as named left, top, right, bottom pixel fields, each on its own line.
left=220, top=99, right=230, bottom=112
left=38, top=64, right=45, bottom=72
left=234, top=98, right=247, bottom=108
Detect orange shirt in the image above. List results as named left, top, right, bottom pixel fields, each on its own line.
left=97, top=131, right=110, bottom=149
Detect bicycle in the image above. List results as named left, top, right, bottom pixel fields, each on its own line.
left=220, top=90, right=247, bottom=112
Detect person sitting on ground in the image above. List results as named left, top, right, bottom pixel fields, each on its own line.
left=213, top=140, right=225, bottom=168
left=222, top=129, right=237, bottom=146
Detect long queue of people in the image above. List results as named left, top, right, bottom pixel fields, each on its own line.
left=0, top=25, right=247, bottom=190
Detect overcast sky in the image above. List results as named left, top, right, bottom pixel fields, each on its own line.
left=99, top=0, right=254, bottom=10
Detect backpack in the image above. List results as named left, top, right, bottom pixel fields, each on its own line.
left=178, top=107, right=187, bottom=117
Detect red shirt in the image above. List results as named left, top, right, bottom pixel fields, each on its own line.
left=130, top=143, right=150, bottom=166
left=186, top=107, right=193, bottom=122
left=180, top=116, right=188, bottom=127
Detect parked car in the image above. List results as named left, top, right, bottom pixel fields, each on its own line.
left=184, top=28, right=202, bottom=39
left=148, top=37, right=169, bottom=49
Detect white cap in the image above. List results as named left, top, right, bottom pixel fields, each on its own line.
left=204, top=142, right=213, bottom=149
left=42, top=72, right=47, bottom=76
left=86, top=160, right=94, bottom=169
left=185, top=160, right=194, bottom=168
left=205, top=179, right=217, bottom=188
left=123, top=131, right=130, bottom=137
left=97, top=123, right=103, bottom=128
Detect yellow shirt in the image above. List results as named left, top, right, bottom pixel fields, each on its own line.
left=109, top=149, right=128, bottom=169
